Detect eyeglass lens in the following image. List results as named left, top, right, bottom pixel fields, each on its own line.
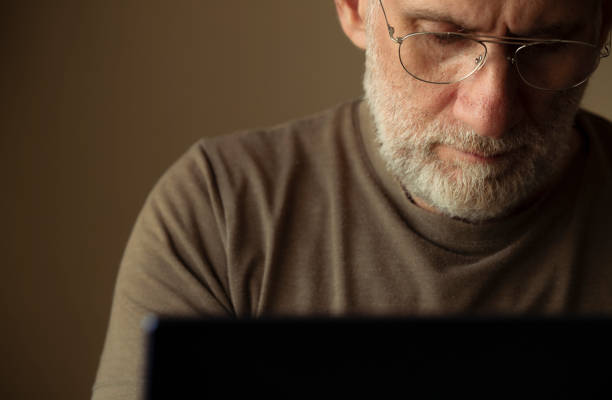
left=399, top=33, right=600, bottom=90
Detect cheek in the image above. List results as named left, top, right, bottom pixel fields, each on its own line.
left=403, top=83, right=459, bottom=122
left=369, top=32, right=465, bottom=125
left=519, top=88, right=583, bottom=129
left=522, top=91, right=558, bottom=118
left=381, top=55, right=457, bottom=115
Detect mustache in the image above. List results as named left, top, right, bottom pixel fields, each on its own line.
left=425, top=122, right=541, bottom=157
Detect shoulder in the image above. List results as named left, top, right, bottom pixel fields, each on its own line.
left=576, top=109, right=612, bottom=130
left=133, top=99, right=364, bottom=314
left=575, top=109, right=612, bottom=147
left=198, top=100, right=360, bottom=170
left=156, top=100, right=362, bottom=204
left=146, top=99, right=363, bottom=223
left=160, top=101, right=354, bottom=177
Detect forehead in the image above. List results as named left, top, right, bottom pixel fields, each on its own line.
left=391, top=0, right=599, bottom=35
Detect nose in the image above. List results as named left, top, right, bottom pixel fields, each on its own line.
left=452, top=48, right=523, bottom=139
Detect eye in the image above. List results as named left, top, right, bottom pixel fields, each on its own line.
left=427, top=32, right=470, bottom=48
left=431, top=32, right=463, bottom=43
left=418, top=20, right=465, bottom=34
left=538, top=42, right=570, bottom=53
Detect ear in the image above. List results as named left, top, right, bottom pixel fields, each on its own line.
left=334, top=0, right=369, bottom=50
left=600, top=0, right=612, bottom=48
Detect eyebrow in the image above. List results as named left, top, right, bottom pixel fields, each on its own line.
left=524, top=22, right=589, bottom=39
left=400, top=8, right=477, bottom=31
left=400, top=7, right=589, bottom=39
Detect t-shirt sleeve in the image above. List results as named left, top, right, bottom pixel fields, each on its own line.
left=91, top=141, right=233, bottom=400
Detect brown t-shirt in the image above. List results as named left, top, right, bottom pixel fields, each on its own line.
left=92, top=99, right=612, bottom=399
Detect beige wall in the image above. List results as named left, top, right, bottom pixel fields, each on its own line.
left=1, top=2, right=610, bottom=399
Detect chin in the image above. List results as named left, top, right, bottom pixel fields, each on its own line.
left=392, top=148, right=546, bottom=222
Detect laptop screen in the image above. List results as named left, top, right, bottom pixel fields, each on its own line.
left=144, top=316, right=612, bottom=398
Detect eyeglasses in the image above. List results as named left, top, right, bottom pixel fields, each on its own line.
left=378, top=0, right=611, bottom=91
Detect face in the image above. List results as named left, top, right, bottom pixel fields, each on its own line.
left=363, top=0, right=601, bottom=222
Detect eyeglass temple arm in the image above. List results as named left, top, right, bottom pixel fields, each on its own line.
left=378, top=0, right=401, bottom=43
left=602, top=31, right=611, bottom=57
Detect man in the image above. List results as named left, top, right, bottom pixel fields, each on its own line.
left=93, top=0, right=612, bottom=398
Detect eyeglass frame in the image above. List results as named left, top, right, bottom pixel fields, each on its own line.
left=378, top=0, right=611, bottom=91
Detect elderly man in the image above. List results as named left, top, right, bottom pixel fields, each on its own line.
left=93, top=0, right=612, bottom=398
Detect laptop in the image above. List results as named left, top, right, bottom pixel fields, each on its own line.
left=144, top=315, right=612, bottom=399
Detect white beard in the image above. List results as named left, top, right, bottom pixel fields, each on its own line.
left=362, top=17, right=584, bottom=222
